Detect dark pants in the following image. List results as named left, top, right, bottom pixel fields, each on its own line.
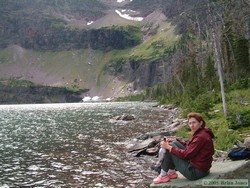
left=161, top=141, right=209, bottom=180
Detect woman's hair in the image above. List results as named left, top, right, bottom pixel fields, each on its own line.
left=187, top=112, right=206, bottom=128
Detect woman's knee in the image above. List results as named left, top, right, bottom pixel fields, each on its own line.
left=170, top=141, right=182, bottom=148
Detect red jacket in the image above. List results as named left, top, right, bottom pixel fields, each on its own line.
left=171, top=127, right=215, bottom=172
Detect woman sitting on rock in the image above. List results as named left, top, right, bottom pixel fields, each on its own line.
left=153, top=112, right=215, bottom=184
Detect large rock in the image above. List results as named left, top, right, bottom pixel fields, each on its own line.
left=109, top=114, right=136, bottom=125
left=244, top=137, right=250, bottom=147
left=128, top=138, right=156, bottom=153
left=150, top=160, right=250, bottom=188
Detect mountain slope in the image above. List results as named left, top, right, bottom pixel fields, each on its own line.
left=0, top=45, right=133, bottom=98
left=2, top=0, right=248, bottom=102
left=0, top=0, right=178, bottom=99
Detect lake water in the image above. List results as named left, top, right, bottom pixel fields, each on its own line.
left=0, top=102, right=173, bottom=188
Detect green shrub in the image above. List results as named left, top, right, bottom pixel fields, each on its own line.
left=66, top=85, right=80, bottom=92
left=214, top=124, right=242, bottom=151
left=227, top=109, right=250, bottom=129
left=181, top=93, right=215, bottom=117
left=176, top=125, right=191, bottom=139
left=8, top=79, right=35, bottom=87
left=115, top=94, right=145, bottom=101
left=229, top=77, right=250, bottom=90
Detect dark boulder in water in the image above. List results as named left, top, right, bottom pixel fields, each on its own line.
left=112, top=114, right=136, bottom=121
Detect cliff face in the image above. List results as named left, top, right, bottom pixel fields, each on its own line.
left=109, top=59, right=174, bottom=90
left=0, top=82, right=88, bottom=104
left=1, top=16, right=142, bottom=51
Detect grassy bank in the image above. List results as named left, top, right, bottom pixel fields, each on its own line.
left=176, top=88, right=250, bottom=151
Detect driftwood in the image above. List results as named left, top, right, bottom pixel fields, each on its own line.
left=146, top=143, right=160, bottom=155
left=127, top=120, right=186, bottom=157
left=120, top=106, right=186, bottom=157
left=136, top=131, right=175, bottom=140
left=128, top=138, right=156, bottom=153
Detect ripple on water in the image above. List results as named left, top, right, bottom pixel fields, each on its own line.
left=0, top=102, right=166, bottom=187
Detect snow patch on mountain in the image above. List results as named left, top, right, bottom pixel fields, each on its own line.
left=115, top=9, right=143, bottom=21
left=117, top=0, right=133, bottom=3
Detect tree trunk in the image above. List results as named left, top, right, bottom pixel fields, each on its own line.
left=207, top=1, right=228, bottom=116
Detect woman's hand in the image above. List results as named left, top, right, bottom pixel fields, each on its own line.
left=160, top=141, right=173, bottom=152
left=166, top=136, right=176, bottom=142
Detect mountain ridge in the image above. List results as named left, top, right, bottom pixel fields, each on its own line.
left=0, top=0, right=176, bottom=100
left=0, top=0, right=249, bottom=103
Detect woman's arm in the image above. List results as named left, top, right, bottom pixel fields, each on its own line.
left=171, top=136, right=206, bottom=160
left=176, top=138, right=188, bottom=146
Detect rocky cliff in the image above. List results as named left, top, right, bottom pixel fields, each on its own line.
left=106, top=58, right=175, bottom=89
left=0, top=81, right=88, bottom=104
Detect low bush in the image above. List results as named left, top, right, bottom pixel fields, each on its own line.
left=227, top=110, right=250, bottom=129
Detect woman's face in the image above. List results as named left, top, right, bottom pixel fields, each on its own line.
left=188, top=117, right=203, bottom=133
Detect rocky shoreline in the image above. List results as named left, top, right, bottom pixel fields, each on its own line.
left=124, top=105, right=187, bottom=158
left=118, top=104, right=250, bottom=187
left=124, top=105, right=249, bottom=161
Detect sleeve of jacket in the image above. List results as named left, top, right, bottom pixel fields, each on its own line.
left=171, top=135, right=206, bottom=160
left=176, top=138, right=188, bottom=146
